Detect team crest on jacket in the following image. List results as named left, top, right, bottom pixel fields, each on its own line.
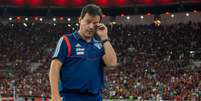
left=94, top=42, right=102, bottom=50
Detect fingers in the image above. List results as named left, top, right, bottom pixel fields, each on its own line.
left=96, top=23, right=106, bottom=30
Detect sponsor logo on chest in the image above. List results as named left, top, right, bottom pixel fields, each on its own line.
left=75, top=43, right=85, bottom=55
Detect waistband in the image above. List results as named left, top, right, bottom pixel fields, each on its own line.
left=60, top=88, right=100, bottom=96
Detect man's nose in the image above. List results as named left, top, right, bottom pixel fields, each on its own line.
left=89, top=23, right=95, bottom=29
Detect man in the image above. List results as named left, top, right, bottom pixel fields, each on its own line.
left=49, top=4, right=117, bottom=101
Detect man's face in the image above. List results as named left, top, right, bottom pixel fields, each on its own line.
left=79, top=13, right=101, bottom=38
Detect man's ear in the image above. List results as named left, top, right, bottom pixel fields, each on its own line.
left=78, top=17, right=81, bottom=24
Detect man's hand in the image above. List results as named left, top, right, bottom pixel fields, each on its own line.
left=96, top=23, right=108, bottom=40
left=52, top=95, right=62, bottom=101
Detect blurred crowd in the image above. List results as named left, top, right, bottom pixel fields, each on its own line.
left=0, top=21, right=201, bottom=100
left=104, top=22, right=201, bottom=100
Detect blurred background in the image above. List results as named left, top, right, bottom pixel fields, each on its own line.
left=0, top=0, right=201, bottom=101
